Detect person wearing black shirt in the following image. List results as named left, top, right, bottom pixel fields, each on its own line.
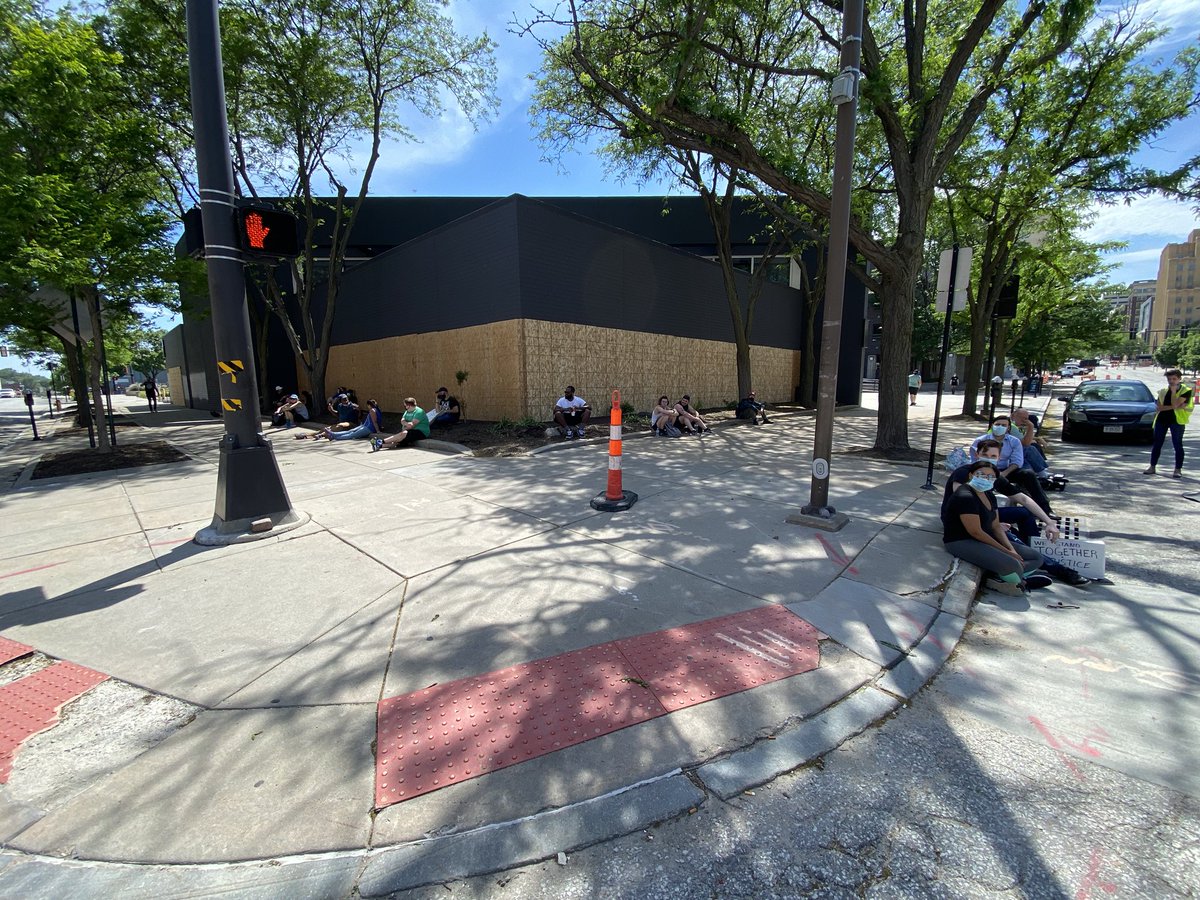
left=942, top=460, right=1049, bottom=594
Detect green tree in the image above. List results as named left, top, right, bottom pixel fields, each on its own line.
left=0, top=5, right=183, bottom=447
left=130, top=327, right=167, bottom=381
left=1154, top=334, right=1186, bottom=369
left=107, top=0, right=498, bottom=410
left=528, top=0, right=1098, bottom=454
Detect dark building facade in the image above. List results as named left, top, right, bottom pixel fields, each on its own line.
left=166, top=194, right=868, bottom=420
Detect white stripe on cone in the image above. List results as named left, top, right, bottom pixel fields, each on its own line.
left=608, top=457, right=621, bottom=470
left=609, top=426, right=622, bottom=440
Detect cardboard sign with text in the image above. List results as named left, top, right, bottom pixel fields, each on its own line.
left=1031, top=536, right=1106, bottom=578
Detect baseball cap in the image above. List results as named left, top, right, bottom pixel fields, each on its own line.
left=289, top=394, right=298, bottom=400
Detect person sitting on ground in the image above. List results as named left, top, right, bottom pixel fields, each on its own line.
left=429, top=387, right=461, bottom=428
left=276, top=393, right=309, bottom=428
left=553, top=386, right=591, bottom=439
left=970, top=413, right=1055, bottom=514
left=674, top=395, right=710, bottom=434
left=326, top=393, right=360, bottom=431
left=270, top=386, right=289, bottom=426
left=735, top=391, right=771, bottom=425
left=1010, top=408, right=1053, bottom=477
left=942, top=459, right=1052, bottom=596
left=318, top=398, right=382, bottom=442
left=652, top=396, right=685, bottom=436
left=374, top=397, right=430, bottom=450
left=945, top=439, right=1087, bottom=587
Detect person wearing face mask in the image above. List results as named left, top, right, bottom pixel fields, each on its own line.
left=942, top=460, right=1052, bottom=596
left=970, top=413, right=1055, bottom=514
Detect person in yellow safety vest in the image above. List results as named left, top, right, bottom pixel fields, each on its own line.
left=1144, top=368, right=1193, bottom=478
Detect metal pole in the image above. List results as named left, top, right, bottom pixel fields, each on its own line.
left=99, top=335, right=117, bottom=447
left=983, top=315, right=998, bottom=422
left=796, top=0, right=863, bottom=526
left=923, top=245, right=959, bottom=490
left=187, top=0, right=299, bottom=541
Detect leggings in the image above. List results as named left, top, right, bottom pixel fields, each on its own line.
left=1149, top=420, right=1185, bottom=470
left=944, top=539, right=1043, bottom=579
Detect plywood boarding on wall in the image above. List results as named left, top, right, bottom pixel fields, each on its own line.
left=324, top=319, right=799, bottom=421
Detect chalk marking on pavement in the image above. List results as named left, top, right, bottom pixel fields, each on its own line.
left=0, top=562, right=63, bottom=579
left=1076, top=847, right=1118, bottom=899
left=814, top=533, right=860, bottom=575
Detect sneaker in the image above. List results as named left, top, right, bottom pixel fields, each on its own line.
left=1143, top=467, right=1157, bottom=475
left=567, top=429, right=577, bottom=440
left=1172, top=469, right=1182, bottom=478
left=985, top=578, right=1026, bottom=597
left=1024, top=573, right=1053, bottom=590
left=575, top=426, right=586, bottom=438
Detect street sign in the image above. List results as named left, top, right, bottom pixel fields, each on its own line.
left=935, top=246, right=972, bottom=312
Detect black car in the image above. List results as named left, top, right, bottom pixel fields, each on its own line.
left=1058, top=379, right=1156, bottom=442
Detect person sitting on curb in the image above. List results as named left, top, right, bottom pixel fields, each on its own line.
left=942, top=459, right=1052, bottom=597
left=318, top=399, right=382, bottom=442
left=429, top=387, right=461, bottom=428
left=970, top=413, right=1055, bottom=514
left=553, top=386, right=591, bottom=439
left=374, top=397, right=430, bottom=450
left=945, top=439, right=1087, bottom=587
left=735, top=391, right=771, bottom=425
left=1010, top=408, right=1066, bottom=491
left=276, top=393, right=309, bottom=428
left=651, top=396, right=685, bottom=436
left=674, top=395, right=710, bottom=435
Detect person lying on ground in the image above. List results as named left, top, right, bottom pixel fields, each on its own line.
left=941, top=460, right=1052, bottom=596
left=945, top=440, right=1086, bottom=587
left=674, top=395, right=710, bottom=434
left=374, top=398, right=430, bottom=450
left=315, top=399, right=382, bottom=442
left=553, top=386, right=591, bottom=439
left=429, top=387, right=461, bottom=428
left=735, top=391, right=771, bottom=424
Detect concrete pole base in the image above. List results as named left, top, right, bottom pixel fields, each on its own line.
left=194, top=509, right=310, bottom=546
left=590, top=491, right=639, bottom=512
left=786, top=508, right=850, bottom=532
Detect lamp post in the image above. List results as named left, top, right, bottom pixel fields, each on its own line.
left=788, top=0, right=864, bottom=533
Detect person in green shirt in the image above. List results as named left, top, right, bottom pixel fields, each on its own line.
left=908, top=369, right=923, bottom=406
left=375, top=397, right=430, bottom=450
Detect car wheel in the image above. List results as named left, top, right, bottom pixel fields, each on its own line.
left=1061, top=423, right=1077, bottom=443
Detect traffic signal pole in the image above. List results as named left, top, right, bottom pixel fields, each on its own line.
left=186, top=0, right=305, bottom=544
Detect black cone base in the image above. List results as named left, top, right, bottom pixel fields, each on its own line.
left=591, top=490, right=638, bottom=512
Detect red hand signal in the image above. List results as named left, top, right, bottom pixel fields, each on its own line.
left=244, top=212, right=271, bottom=249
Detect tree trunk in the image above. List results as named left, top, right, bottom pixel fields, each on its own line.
left=873, top=272, right=915, bottom=453
left=961, top=312, right=988, bottom=417
left=83, top=286, right=112, bottom=452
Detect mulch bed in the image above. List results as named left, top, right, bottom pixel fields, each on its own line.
left=32, top=441, right=189, bottom=479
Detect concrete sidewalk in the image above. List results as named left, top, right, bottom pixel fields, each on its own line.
left=0, top=394, right=1008, bottom=896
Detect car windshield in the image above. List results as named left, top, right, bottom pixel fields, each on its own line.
left=1074, top=382, right=1154, bottom=403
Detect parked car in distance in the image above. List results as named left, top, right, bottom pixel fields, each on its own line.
left=1059, top=364, right=1085, bottom=377
left=0, top=388, right=20, bottom=398
left=1058, top=379, right=1157, bottom=443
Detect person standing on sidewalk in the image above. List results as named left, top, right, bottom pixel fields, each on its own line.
left=143, top=377, right=158, bottom=413
left=1144, top=368, right=1193, bottom=478
left=908, top=369, right=922, bottom=406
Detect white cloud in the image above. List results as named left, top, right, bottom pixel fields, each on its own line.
left=1084, top=195, right=1200, bottom=243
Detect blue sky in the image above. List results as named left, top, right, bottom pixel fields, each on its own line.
left=355, top=0, right=1199, bottom=285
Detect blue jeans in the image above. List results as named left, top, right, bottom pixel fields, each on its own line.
left=1150, top=420, right=1185, bottom=470
left=1023, top=442, right=1048, bottom=474
left=329, top=422, right=374, bottom=441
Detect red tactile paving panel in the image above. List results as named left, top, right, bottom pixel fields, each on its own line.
left=0, top=636, right=35, bottom=667
left=0, top=661, right=108, bottom=782
left=376, top=643, right=667, bottom=807
left=615, top=605, right=820, bottom=711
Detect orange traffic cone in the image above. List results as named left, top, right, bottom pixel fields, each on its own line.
left=591, top=390, right=638, bottom=512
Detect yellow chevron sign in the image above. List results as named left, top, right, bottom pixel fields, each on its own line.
left=217, top=359, right=245, bottom=383
left=221, top=397, right=243, bottom=412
